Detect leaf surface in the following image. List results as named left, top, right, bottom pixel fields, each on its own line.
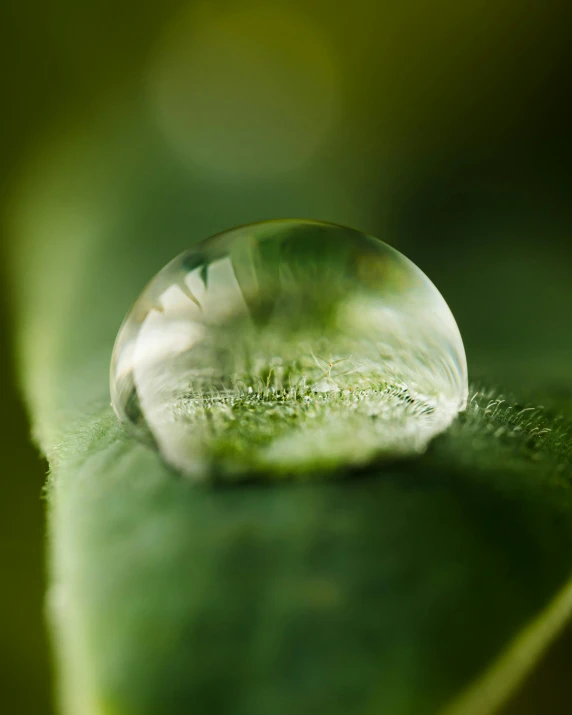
left=9, top=115, right=572, bottom=715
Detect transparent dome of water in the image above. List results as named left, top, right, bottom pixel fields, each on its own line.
left=110, top=220, right=468, bottom=480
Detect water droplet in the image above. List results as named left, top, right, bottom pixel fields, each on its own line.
left=110, top=220, right=468, bottom=480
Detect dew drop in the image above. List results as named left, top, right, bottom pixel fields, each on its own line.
left=110, top=220, right=468, bottom=480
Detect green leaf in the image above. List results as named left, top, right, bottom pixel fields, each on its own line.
left=9, top=116, right=572, bottom=715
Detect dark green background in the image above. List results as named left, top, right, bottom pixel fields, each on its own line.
left=1, top=1, right=572, bottom=712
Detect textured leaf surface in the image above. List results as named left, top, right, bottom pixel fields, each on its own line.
left=9, top=117, right=572, bottom=715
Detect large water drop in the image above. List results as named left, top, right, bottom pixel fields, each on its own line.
left=110, top=220, right=468, bottom=480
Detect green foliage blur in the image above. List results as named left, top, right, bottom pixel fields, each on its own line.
left=1, top=1, right=572, bottom=713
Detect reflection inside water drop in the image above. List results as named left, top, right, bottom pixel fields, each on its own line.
left=110, top=220, right=468, bottom=480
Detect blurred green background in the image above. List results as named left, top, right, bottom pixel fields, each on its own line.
left=1, top=1, right=572, bottom=712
